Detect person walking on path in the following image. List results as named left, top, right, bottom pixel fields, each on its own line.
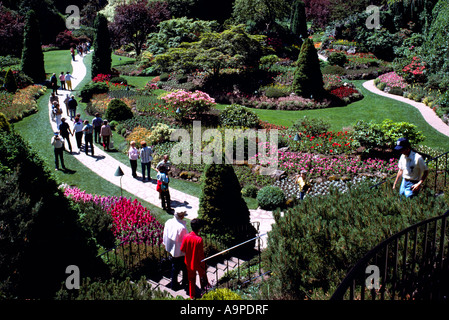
left=50, top=73, right=59, bottom=95
left=157, top=165, right=171, bottom=211
left=139, top=141, right=153, bottom=181
left=82, top=119, right=94, bottom=156
left=156, top=154, right=171, bottom=173
left=100, top=120, right=112, bottom=151
left=67, top=95, right=78, bottom=121
left=65, top=72, right=75, bottom=91
left=163, top=210, right=189, bottom=291
left=58, top=117, right=73, bottom=153
left=51, top=132, right=66, bottom=171
left=72, top=116, right=84, bottom=152
left=70, top=47, right=75, bottom=61
left=59, top=72, right=66, bottom=90
left=92, top=113, right=103, bottom=144
left=128, top=140, right=139, bottom=178
left=63, top=94, right=70, bottom=115
left=393, top=137, right=429, bottom=198
left=181, top=218, right=210, bottom=299
left=54, top=102, right=63, bottom=129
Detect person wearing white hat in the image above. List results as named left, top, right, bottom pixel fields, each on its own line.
left=163, top=210, right=189, bottom=290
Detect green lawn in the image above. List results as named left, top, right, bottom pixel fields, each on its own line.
left=43, top=49, right=73, bottom=79
left=215, top=80, right=449, bottom=151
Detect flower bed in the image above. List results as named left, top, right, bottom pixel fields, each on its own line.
left=376, top=71, right=408, bottom=90
left=0, top=85, right=46, bottom=122
left=63, top=186, right=164, bottom=245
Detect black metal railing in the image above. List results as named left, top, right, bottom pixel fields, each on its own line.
left=331, top=209, right=449, bottom=300
left=201, top=227, right=268, bottom=294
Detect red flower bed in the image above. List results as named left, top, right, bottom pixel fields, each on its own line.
left=330, top=86, right=359, bottom=99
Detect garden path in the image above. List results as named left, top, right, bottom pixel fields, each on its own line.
left=363, top=79, right=449, bottom=138
left=48, top=52, right=274, bottom=249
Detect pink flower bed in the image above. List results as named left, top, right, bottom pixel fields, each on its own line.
left=63, top=186, right=163, bottom=245
left=377, top=72, right=407, bottom=89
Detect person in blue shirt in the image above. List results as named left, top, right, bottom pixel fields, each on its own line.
left=157, top=165, right=171, bottom=211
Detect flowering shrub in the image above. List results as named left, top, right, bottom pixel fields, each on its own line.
left=402, top=56, right=426, bottom=83
left=159, top=89, right=215, bottom=119
left=63, top=186, right=163, bottom=245
left=330, top=86, right=359, bottom=99
left=0, top=85, right=45, bottom=122
left=376, top=71, right=408, bottom=89
left=92, top=74, right=112, bottom=83
left=286, top=130, right=356, bottom=155
left=251, top=143, right=398, bottom=178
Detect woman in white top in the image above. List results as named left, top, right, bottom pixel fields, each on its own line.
left=72, top=117, right=84, bottom=150
left=128, top=141, right=139, bottom=178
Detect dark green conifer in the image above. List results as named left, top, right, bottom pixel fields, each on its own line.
left=198, top=164, right=257, bottom=246
left=292, top=38, right=324, bottom=98
left=20, top=10, right=46, bottom=83
left=91, top=13, right=112, bottom=78
left=291, top=0, right=308, bottom=43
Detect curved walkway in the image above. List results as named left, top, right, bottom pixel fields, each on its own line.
left=48, top=53, right=274, bottom=248
left=363, top=80, right=449, bottom=137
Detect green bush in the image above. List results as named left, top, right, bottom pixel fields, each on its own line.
left=388, top=86, right=404, bottom=96
left=109, top=77, right=128, bottom=85
left=264, top=183, right=448, bottom=299
left=104, top=99, right=133, bottom=122
left=321, top=65, right=346, bottom=76
left=3, top=69, right=17, bottom=93
left=292, top=116, right=331, bottom=136
left=0, top=113, right=11, bottom=132
left=80, top=82, right=109, bottom=103
left=264, top=86, right=289, bottom=98
left=257, top=186, right=286, bottom=210
left=219, top=104, right=260, bottom=128
left=200, top=288, right=242, bottom=300
left=327, top=52, right=348, bottom=67
left=242, top=184, right=259, bottom=198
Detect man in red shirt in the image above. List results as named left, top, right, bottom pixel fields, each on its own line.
left=180, top=218, right=210, bottom=299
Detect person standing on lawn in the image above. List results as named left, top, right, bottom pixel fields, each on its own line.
left=51, top=132, right=66, bottom=171
left=163, top=210, right=189, bottom=291
left=50, top=73, right=58, bottom=95
left=181, top=218, right=210, bottom=299
left=393, top=137, right=429, bottom=198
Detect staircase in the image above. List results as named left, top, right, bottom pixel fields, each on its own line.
left=147, top=256, right=246, bottom=299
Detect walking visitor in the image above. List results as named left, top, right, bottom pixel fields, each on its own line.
left=51, top=132, right=65, bottom=171
left=163, top=210, right=189, bottom=291
left=392, top=137, right=429, bottom=198
left=59, top=72, right=66, bottom=90
left=58, top=117, right=73, bottom=153
left=181, top=218, right=210, bottom=299
left=82, top=119, right=94, bottom=156
left=157, top=165, right=171, bottom=211
left=100, top=120, right=112, bottom=151
left=72, top=116, right=84, bottom=151
left=140, top=141, right=153, bottom=181
left=92, top=113, right=103, bottom=144
left=128, top=140, right=139, bottom=178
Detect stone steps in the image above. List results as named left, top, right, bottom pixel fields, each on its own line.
left=147, top=256, right=247, bottom=299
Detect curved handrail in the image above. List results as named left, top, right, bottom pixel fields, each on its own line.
left=331, top=209, right=449, bottom=300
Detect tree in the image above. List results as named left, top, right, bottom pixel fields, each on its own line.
left=291, top=0, right=308, bottom=42
left=0, top=129, right=108, bottom=298
left=198, top=164, right=257, bottom=247
left=20, top=10, right=45, bottom=83
left=0, top=4, right=24, bottom=57
left=109, top=0, right=170, bottom=56
left=292, top=38, right=324, bottom=98
left=3, top=68, right=17, bottom=93
left=91, top=13, right=112, bottom=78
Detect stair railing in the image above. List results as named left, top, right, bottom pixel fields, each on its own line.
left=201, top=231, right=268, bottom=293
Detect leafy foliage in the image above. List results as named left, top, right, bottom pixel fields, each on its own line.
left=256, top=185, right=286, bottom=210
left=91, top=13, right=112, bottom=78
left=20, top=10, right=45, bottom=83
left=219, top=104, right=260, bottom=128
left=104, top=98, right=134, bottom=122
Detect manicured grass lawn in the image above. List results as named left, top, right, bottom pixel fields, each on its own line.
left=215, top=80, right=449, bottom=151
left=43, top=49, right=73, bottom=79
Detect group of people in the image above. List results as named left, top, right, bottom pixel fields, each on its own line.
left=50, top=71, right=75, bottom=94
left=163, top=213, right=210, bottom=299
left=70, top=42, right=90, bottom=61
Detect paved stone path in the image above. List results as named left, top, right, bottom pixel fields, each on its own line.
left=363, top=80, right=449, bottom=138
left=48, top=52, right=274, bottom=248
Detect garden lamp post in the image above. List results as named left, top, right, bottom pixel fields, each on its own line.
left=114, top=166, right=124, bottom=197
